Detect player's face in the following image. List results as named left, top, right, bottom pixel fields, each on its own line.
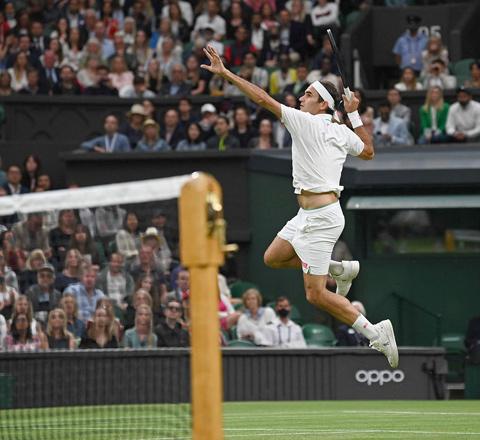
left=299, top=86, right=324, bottom=115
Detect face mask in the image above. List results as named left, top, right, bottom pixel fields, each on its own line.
left=277, top=308, right=289, bottom=318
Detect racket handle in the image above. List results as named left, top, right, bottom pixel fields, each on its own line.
left=344, top=87, right=353, bottom=101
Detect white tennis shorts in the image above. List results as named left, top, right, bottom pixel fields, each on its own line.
left=277, top=201, right=345, bottom=276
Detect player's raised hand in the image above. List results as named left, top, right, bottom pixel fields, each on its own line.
left=343, top=93, right=360, bottom=113
left=200, top=45, right=227, bottom=76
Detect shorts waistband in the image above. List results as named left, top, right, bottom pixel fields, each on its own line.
left=300, top=200, right=339, bottom=212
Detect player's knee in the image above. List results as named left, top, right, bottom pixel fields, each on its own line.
left=305, top=284, right=328, bottom=308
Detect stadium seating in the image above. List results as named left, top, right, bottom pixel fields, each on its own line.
left=227, top=339, right=256, bottom=348
left=440, top=333, right=466, bottom=383
left=452, top=58, right=475, bottom=87
left=302, top=324, right=337, bottom=347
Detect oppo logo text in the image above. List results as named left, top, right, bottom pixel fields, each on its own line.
left=355, top=369, right=405, bottom=386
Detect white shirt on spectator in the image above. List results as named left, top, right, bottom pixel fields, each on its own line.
left=263, top=318, right=307, bottom=348
left=193, top=14, right=226, bottom=40
left=161, top=1, right=193, bottom=26
left=237, top=307, right=276, bottom=346
left=394, top=81, right=423, bottom=92
left=310, top=1, right=339, bottom=27
left=446, top=100, right=480, bottom=139
left=7, top=68, right=28, bottom=92
left=0, top=314, right=6, bottom=350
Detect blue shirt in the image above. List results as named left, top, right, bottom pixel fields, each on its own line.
left=393, top=31, right=428, bottom=72
left=65, top=283, right=105, bottom=323
left=80, top=133, right=131, bottom=153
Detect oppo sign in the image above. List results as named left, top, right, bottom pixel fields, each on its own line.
left=355, top=370, right=405, bottom=386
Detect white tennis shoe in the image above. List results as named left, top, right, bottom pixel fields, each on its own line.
left=331, top=260, right=360, bottom=297
left=370, top=319, right=399, bottom=368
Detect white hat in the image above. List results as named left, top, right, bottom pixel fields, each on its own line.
left=201, top=103, right=217, bottom=114
left=142, top=227, right=161, bottom=242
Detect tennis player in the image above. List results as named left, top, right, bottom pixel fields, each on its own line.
left=201, top=45, right=398, bottom=367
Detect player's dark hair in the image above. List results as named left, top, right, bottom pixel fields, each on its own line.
left=319, top=81, right=341, bottom=116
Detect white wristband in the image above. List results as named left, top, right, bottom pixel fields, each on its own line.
left=348, top=111, right=363, bottom=129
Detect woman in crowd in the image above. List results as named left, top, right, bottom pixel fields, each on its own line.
left=0, top=71, right=13, bottom=96
left=394, top=67, right=423, bottom=91
left=122, top=304, right=157, bottom=348
left=176, top=122, right=207, bottom=151
left=46, top=308, right=76, bottom=349
left=0, top=271, right=18, bottom=320
left=9, top=295, right=40, bottom=335
left=465, top=60, right=480, bottom=88
left=123, top=288, right=153, bottom=330
left=142, top=99, right=156, bottom=121
left=77, top=56, right=99, bottom=88
left=418, top=86, right=450, bottom=144
left=145, top=58, right=162, bottom=93
left=5, top=312, right=47, bottom=351
left=122, top=104, right=146, bottom=149
left=63, top=27, right=83, bottom=71
left=21, top=154, right=41, bottom=192
left=50, top=209, right=78, bottom=270
left=230, top=106, right=256, bottom=148
left=136, top=119, right=171, bottom=152
left=168, top=3, right=190, bottom=44
left=8, top=51, right=29, bottom=92
left=59, top=292, right=85, bottom=339
left=54, top=249, right=83, bottom=293
left=185, top=54, right=207, bottom=96
left=129, top=29, right=152, bottom=72
left=68, top=223, right=105, bottom=269
left=226, top=0, right=249, bottom=40
left=237, top=288, right=276, bottom=345
left=19, top=249, right=47, bottom=294
left=135, top=273, right=164, bottom=316
left=115, top=211, right=141, bottom=263
left=80, top=302, right=118, bottom=349
left=55, top=17, right=69, bottom=48
left=219, top=290, right=240, bottom=332
left=93, top=297, right=123, bottom=341
left=108, top=55, right=134, bottom=91
left=1, top=229, right=26, bottom=273
left=421, top=35, right=449, bottom=79
left=123, top=17, right=136, bottom=48
left=248, top=118, right=278, bottom=149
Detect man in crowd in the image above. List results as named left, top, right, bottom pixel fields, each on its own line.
left=207, top=116, right=240, bottom=150
left=160, top=109, right=184, bottom=149
left=446, top=87, right=480, bottom=143
left=3, top=165, right=29, bottom=195
left=393, top=15, right=428, bottom=75
left=81, top=115, right=131, bottom=153
left=386, top=88, right=411, bottom=124
left=155, top=299, right=189, bottom=347
left=12, top=213, right=50, bottom=257
left=373, top=101, right=413, bottom=147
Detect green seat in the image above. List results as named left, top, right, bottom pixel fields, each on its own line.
left=440, top=333, right=466, bottom=383
left=227, top=339, right=256, bottom=348
left=229, top=281, right=258, bottom=299
left=302, top=323, right=337, bottom=347
left=266, top=302, right=303, bottom=326
left=230, top=326, right=238, bottom=340
left=452, top=58, right=474, bottom=87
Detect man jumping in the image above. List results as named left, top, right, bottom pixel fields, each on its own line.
left=201, top=45, right=398, bottom=367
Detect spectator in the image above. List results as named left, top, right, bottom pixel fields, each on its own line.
left=269, top=53, right=296, bottom=95
left=96, top=252, right=134, bottom=310
left=219, top=289, right=240, bottom=332
left=273, top=93, right=295, bottom=148
left=46, top=308, right=76, bottom=349
left=22, top=153, right=41, bottom=192
left=225, top=26, right=256, bottom=68
left=119, top=74, right=155, bottom=98
left=423, top=59, right=456, bottom=90
left=248, top=119, right=278, bottom=149
left=264, top=296, right=306, bottom=347
left=284, top=63, right=309, bottom=97
left=84, top=64, right=118, bottom=96
left=93, top=21, right=114, bottom=60
left=185, top=55, right=207, bottom=96
left=160, top=63, right=191, bottom=97
left=94, top=205, right=126, bottom=242
left=245, top=0, right=276, bottom=14
left=123, top=287, right=153, bottom=329
left=177, top=97, right=198, bottom=132
left=308, top=0, right=340, bottom=44
left=0, top=312, right=6, bottom=350
left=55, top=248, right=83, bottom=293
left=141, top=227, right=172, bottom=276
left=250, top=12, right=267, bottom=54
left=155, top=299, right=189, bottom=347
left=137, top=119, right=171, bottom=152
left=4, top=165, right=29, bottom=195
left=393, top=15, right=428, bottom=75
left=166, top=2, right=191, bottom=43
left=108, top=55, right=133, bottom=91
left=62, top=27, right=84, bottom=71
left=242, top=51, right=268, bottom=91
left=336, top=301, right=369, bottom=346
left=12, top=213, right=50, bottom=256
left=0, top=269, right=18, bottom=320
left=394, top=67, right=423, bottom=92
left=39, top=49, right=59, bottom=92
left=307, top=57, right=341, bottom=92
left=26, top=263, right=61, bottom=326
left=157, top=36, right=182, bottom=82
left=418, top=86, right=450, bottom=144
left=176, top=122, right=207, bottom=151
left=193, top=0, right=226, bottom=42
left=168, top=269, right=190, bottom=304
left=18, top=68, right=48, bottom=95
left=446, top=87, right=480, bottom=143
left=52, top=64, right=82, bottom=95
left=160, top=108, right=184, bottom=149
left=354, top=89, right=374, bottom=134
left=122, top=304, right=157, bottom=348
left=373, top=101, right=413, bottom=147
left=160, top=0, right=194, bottom=28
left=230, top=106, right=256, bottom=148
left=78, top=38, right=105, bottom=69
left=387, top=88, right=411, bottom=123
left=115, top=211, right=140, bottom=261
left=120, top=104, right=146, bottom=149
left=225, top=0, right=249, bottom=40
left=198, top=103, right=218, bottom=140
left=30, top=20, right=48, bottom=53
left=81, top=115, right=131, bottom=153
left=79, top=303, right=118, bottom=348
left=207, top=116, right=241, bottom=150
left=77, top=56, right=99, bottom=88
left=8, top=51, right=29, bottom=92
left=109, top=31, right=136, bottom=71
left=128, top=29, right=151, bottom=70
left=142, top=99, right=157, bottom=121
left=465, top=60, right=480, bottom=89
left=59, top=292, right=85, bottom=339
left=19, top=248, right=47, bottom=293
left=421, top=35, right=449, bottom=79
left=0, top=243, right=21, bottom=291
left=145, top=58, right=162, bottom=93
left=5, top=312, right=47, bottom=351
left=237, top=288, right=276, bottom=345
left=277, top=8, right=307, bottom=61
left=65, top=265, right=105, bottom=323
left=0, top=71, right=13, bottom=96
left=259, top=1, right=278, bottom=33
left=49, top=209, right=77, bottom=270
left=69, top=223, right=106, bottom=268
left=129, top=245, right=166, bottom=292
left=36, top=174, right=52, bottom=192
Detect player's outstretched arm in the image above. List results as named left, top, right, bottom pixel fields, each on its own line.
left=343, top=93, right=374, bottom=160
left=201, top=45, right=281, bottom=119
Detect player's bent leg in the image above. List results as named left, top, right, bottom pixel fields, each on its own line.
left=328, top=260, right=360, bottom=297
left=264, top=236, right=302, bottom=269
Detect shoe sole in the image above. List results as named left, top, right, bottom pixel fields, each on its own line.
left=382, top=319, right=399, bottom=368
left=335, top=261, right=360, bottom=297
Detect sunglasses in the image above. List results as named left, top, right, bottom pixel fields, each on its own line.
left=168, top=306, right=181, bottom=312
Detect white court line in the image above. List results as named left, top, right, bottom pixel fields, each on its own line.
left=342, top=410, right=480, bottom=416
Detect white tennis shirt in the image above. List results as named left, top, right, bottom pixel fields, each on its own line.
left=281, top=105, right=364, bottom=197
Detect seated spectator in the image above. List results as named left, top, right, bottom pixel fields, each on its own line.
left=25, top=263, right=61, bottom=325
left=192, top=0, right=226, bottom=41
left=49, top=209, right=77, bottom=270
left=36, top=174, right=52, bottom=192
left=308, top=0, right=340, bottom=44
left=160, top=109, right=185, bottom=150
left=393, top=15, right=427, bottom=75
left=129, top=245, right=166, bottom=289
left=237, top=288, right=276, bottom=345
left=108, top=55, right=133, bottom=91
left=52, top=65, right=82, bottom=95
left=12, top=213, right=50, bottom=257
left=198, top=103, right=218, bottom=140
left=122, top=304, right=157, bottom=348
left=207, top=116, right=241, bottom=150
left=94, top=21, right=115, bottom=60
left=21, top=154, right=41, bottom=192
left=394, top=67, right=423, bottom=92
left=250, top=12, right=267, bottom=54
left=161, top=0, right=194, bottom=28
left=176, top=122, right=207, bottom=151
left=19, top=249, right=47, bottom=293
left=38, top=49, right=60, bottom=93
left=94, top=297, right=123, bottom=341
left=115, top=211, right=140, bottom=261
left=269, top=53, right=296, bottom=95
left=137, top=119, right=171, bottom=152
left=168, top=269, right=190, bottom=304
left=79, top=304, right=118, bottom=348
left=46, top=308, right=76, bottom=349
left=418, top=86, right=450, bottom=144
left=160, top=63, right=192, bottom=97
left=142, top=99, right=157, bottom=121
left=108, top=31, right=136, bottom=72
left=119, top=74, right=156, bottom=98
left=260, top=2, right=278, bottom=33
left=373, top=101, right=413, bottom=147
left=242, top=51, right=269, bottom=91
left=273, top=93, right=296, bottom=148
left=59, top=292, right=85, bottom=339
left=225, top=26, right=256, bottom=68
left=129, top=29, right=152, bottom=70
left=423, top=59, right=456, bottom=90
left=177, top=97, right=199, bottom=132
left=8, top=51, right=29, bottom=92
left=77, top=56, right=99, bottom=89
left=264, top=296, right=306, bottom=347
left=0, top=313, right=6, bottom=350
left=81, top=115, right=131, bottom=153
left=165, top=3, right=190, bottom=44
left=69, top=223, right=106, bottom=268
left=0, top=271, right=18, bottom=320
left=123, top=288, right=153, bottom=330
left=219, top=290, right=240, bottom=332
left=230, top=106, right=256, bottom=148
left=157, top=34, right=183, bottom=80
left=65, top=265, right=105, bottom=323
left=446, top=87, right=480, bottom=143
left=464, top=60, right=480, bottom=89
left=0, top=246, right=20, bottom=292
left=185, top=55, right=208, bottom=96
left=387, top=88, right=411, bottom=123
left=336, top=301, right=369, bottom=346
left=354, top=89, right=375, bottom=135
left=421, top=35, right=449, bottom=79
left=55, top=249, right=83, bottom=293
left=141, top=227, right=172, bottom=276
left=96, top=253, right=134, bottom=311
left=121, top=104, right=147, bottom=149
left=277, top=9, right=307, bottom=61
left=0, top=71, right=13, bottom=96
left=145, top=59, right=162, bottom=94
left=307, top=57, right=340, bottom=91
left=248, top=119, right=278, bottom=149
left=3, top=165, right=29, bottom=195
left=284, top=64, right=309, bottom=98
left=62, top=27, right=83, bottom=72
left=84, top=65, right=118, bottom=96
left=18, top=68, right=48, bottom=95
left=5, top=312, right=47, bottom=351
left=155, top=299, right=189, bottom=347
left=78, top=38, right=104, bottom=70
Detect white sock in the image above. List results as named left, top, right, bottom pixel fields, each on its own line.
left=352, top=314, right=379, bottom=341
left=329, top=260, right=344, bottom=276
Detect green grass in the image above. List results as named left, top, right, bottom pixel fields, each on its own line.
left=1, top=400, right=480, bottom=439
